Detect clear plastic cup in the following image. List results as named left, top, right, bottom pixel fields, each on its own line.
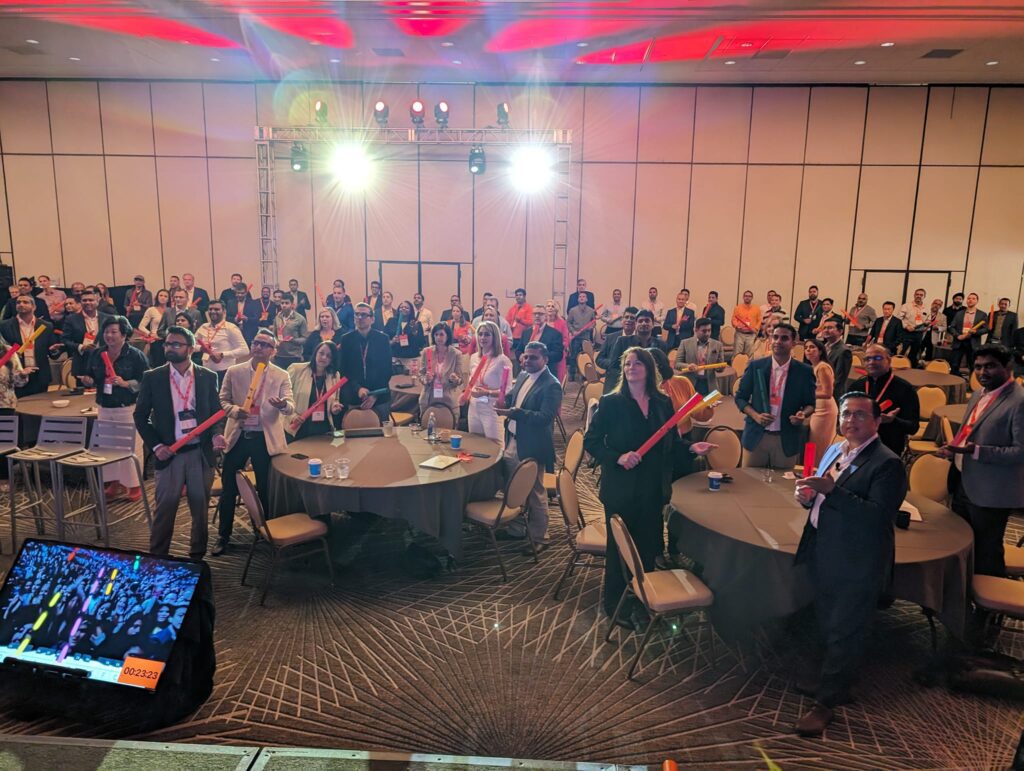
left=337, top=458, right=351, bottom=479
left=323, top=462, right=336, bottom=479
left=383, top=420, right=395, bottom=437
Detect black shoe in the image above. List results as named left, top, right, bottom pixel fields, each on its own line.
left=521, top=540, right=551, bottom=556
left=210, top=537, right=228, bottom=556
left=495, top=529, right=526, bottom=541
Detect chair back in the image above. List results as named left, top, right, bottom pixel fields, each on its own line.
left=609, top=514, right=649, bottom=606
left=851, top=354, right=863, bottom=369
left=909, top=455, right=951, bottom=504
left=584, top=397, right=600, bottom=432
left=505, top=458, right=539, bottom=510
left=916, top=386, right=947, bottom=420
left=969, top=371, right=981, bottom=393
left=720, top=326, right=735, bottom=346
left=581, top=339, right=597, bottom=361
left=667, top=349, right=679, bottom=368
left=235, top=471, right=270, bottom=542
left=704, top=426, right=742, bottom=469
left=556, top=468, right=583, bottom=535
left=563, top=430, right=585, bottom=477
left=575, top=352, right=590, bottom=378
left=891, top=355, right=911, bottom=370
left=60, top=358, right=75, bottom=389
left=0, top=415, right=18, bottom=445
left=37, top=417, right=88, bottom=448
left=583, top=382, right=603, bottom=409
left=90, top=419, right=137, bottom=452
left=342, top=408, right=382, bottom=429
left=924, top=359, right=951, bottom=374
left=791, top=345, right=805, bottom=362
left=582, top=360, right=601, bottom=385
left=941, top=416, right=955, bottom=444
left=422, top=403, right=456, bottom=430
left=731, top=353, right=749, bottom=378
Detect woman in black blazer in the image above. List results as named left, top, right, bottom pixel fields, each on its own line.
left=584, top=346, right=677, bottom=623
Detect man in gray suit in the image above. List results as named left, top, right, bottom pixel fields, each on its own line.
left=937, top=344, right=1024, bottom=576
left=674, top=317, right=725, bottom=395
left=822, top=317, right=852, bottom=401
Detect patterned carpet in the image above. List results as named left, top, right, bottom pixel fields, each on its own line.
left=0, top=393, right=1021, bottom=769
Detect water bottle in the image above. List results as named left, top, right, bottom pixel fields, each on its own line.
left=427, top=412, right=436, bottom=441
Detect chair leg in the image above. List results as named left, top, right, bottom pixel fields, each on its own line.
left=486, top=528, right=507, bottom=582
left=628, top=614, right=659, bottom=680
left=8, top=457, right=18, bottom=554
left=605, top=590, right=630, bottom=644
left=53, top=464, right=66, bottom=542
left=259, top=549, right=279, bottom=606
left=84, top=468, right=104, bottom=543
left=525, top=527, right=539, bottom=564
left=31, top=461, right=45, bottom=534
left=923, top=607, right=938, bottom=653
left=321, top=538, right=335, bottom=586
left=555, top=412, right=567, bottom=443
left=706, top=613, right=717, bottom=667
left=241, top=536, right=259, bottom=586
left=552, top=554, right=577, bottom=600
left=133, top=457, right=153, bottom=528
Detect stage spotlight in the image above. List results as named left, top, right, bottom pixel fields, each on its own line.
left=497, top=102, right=510, bottom=127
left=468, top=146, right=486, bottom=175
left=290, top=143, right=307, bottom=172
left=314, top=99, right=328, bottom=125
left=410, top=99, right=425, bottom=127
left=329, top=143, right=373, bottom=191
left=373, top=100, right=389, bottom=127
left=509, top=145, right=554, bottom=193
left=434, top=100, right=450, bottom=128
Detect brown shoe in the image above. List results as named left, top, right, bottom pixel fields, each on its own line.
left=794, top=703, right=833, bottom=736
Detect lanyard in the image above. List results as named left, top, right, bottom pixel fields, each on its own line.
left=169, top=367, right=194, bottom=406
left=955, top=381, right=1010, bottom=445
left=361, top=339, right=368, bottom=378
left=206, top=321, right=225, bottom=345
left=312, top=375, right=327, bottom=404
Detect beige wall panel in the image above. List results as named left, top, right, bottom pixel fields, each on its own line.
left=105, top=156, right=163, bottom=286
left=203, top=83, right=257, bottom=158
left=578, top=164, right=634, bottom=307
left=208, top=158, right=259, bottom=295
left=909, top=166, right=976, bottom=271
left=582, top=87, right=639, bottom=162
left=274, top=166, right=314, bottom=295
left=981, top=88, right=1024, bottom=166
left=156, top=157, right=212, bottom=287
left=418, top=84, right=473, bottom=133
left=0, top=82, right=51, bottom=154
left=54, top=156, right=112, bottom=284
left=965, top=168, right=1024, bottom=310
left=151, top=83, right=206, bottom=156
left=738, top=166, right=803, bottom=308
left=805, top=87, right=866, bottom=165
left=529, top=86, right=584, bottom=161
left=851, top=166, right=918, bottom=270
left=631, top=164, right=690, bottom=305
left=922, top=87, right=987, bottom=166
left=99, top=82, right=154, bottom=155
left=748, top=88, right=809, bottom=164
left=365, top=160, right=418, bottom=263
left=48, top=81, right=103, bottom=155
left=793, top=166, right=860, bottom=308
left=474, top=84, right=528, bottom=131
left=255, top=81, right=311, bottom=127
left=4, top=156, right=62, bottom=280
left=685, top=165, right=746, bottom=306
left=524, top=188, right=557, bottom=304
left=693, top=87, right=751, bottom=164
left=421, top=161, right=473, bottom=262
left=637, top=87, right=695, bottom=162
left=474, top=173, right=527, bottom=307
left=312, top=168, right=365, bottom=294
left=862, top=87, right=927, bottom=165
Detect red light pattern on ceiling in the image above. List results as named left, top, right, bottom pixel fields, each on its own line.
left=383, top=1, right=475, bottom=38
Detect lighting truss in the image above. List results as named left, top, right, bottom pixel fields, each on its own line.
left=255, top=126, right=571, bottom=147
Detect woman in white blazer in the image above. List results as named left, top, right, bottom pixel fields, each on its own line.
left=467, top=320, right=513, bottom=447
left=286, top=341, right=344, bottom=441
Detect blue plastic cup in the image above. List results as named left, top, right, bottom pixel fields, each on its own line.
left=450, top=434, right=463, bottom=450
left=708, top=471, right=723, bottom=491
left=308, top=458, right=322, bottom=478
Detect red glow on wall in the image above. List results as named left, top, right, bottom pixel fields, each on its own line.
left=486, top=19, right=654, bottom=54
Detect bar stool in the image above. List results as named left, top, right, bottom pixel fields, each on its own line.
left=0, top=415, right=19, bottom=467
left=56, top=419, right=152, bottom=547
left=8, top=416, right=88, bottom=552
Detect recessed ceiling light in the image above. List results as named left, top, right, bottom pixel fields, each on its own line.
left=68, top=57, right=80, bottom=61
left=986, top=60, right=999, bottom=66
left=210, top=57, right=220, bottom=62
left=441, top=41, right=454, bottom=47
left=854, top=60, right=867, bottom=65
left=880, top=42, right=895, bottom=47
left=25, top=39, right=39, bottom=45
left=309, top=40, right=321, bottom=46
left=330, top=58, right=340, bottom=63
left=724, top=60, right=736, bottom=65
left=576, top=42, right=589, bottom=48
left=452, top=59, right=462, bottom=65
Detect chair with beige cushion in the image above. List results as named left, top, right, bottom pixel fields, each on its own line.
left=925, top=359, right=951, bottom=374
left=582, top=339, right=605, bottom=376
left=464, top=458, right=540, bottom=581
left=552, top=469, right=606, bottom=600
left=909, top=386, right=948, bottom=441
left=237, top=471, right=333, bottom=605
left=704, top=426, right=742, bottom=470
left=971, top=574, right=1024, bottom=644
left=720, top=325, right=735, bottom=354
left=342, top=408, right=382, bottom=430
left=1005, top=537, right=1024, bottom=579
left=421, top=403, right=456, bottom=430
left=545, top=429, right=585, bottom=495
left=908, top=454, right=950, bottom=505
left=605, top=514, right=715, bottom=679
left=730, top=353, right=749, bottom=378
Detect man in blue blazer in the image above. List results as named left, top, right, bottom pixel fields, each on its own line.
left=734, top=322, right=816, bottom=468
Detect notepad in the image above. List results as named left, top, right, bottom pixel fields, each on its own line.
left=900, top=500, right=923, bottom=522
left=419, top=455, right=460, bottom=470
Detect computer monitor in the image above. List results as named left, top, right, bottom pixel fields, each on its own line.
left=0, top=540, right=202, bottom=691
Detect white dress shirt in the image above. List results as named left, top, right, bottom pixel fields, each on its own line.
left=810, top=434, right=878, bottom=527
left=505, top=369, right=543, bottom=448
left=168, top=362, right=197, bottom=444
left=196, top=320, right=249, bottom=371
left=767, top=357, right=791, bottom=432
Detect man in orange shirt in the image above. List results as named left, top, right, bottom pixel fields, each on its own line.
left=506, top=287, right=533, bottom=358
left=732, top=290, right=761, bottom=356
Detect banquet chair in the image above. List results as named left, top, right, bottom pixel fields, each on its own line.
left=573, top=359, right=601, bottom=410
left=421, top=403, right=456, bottom=430
left=605, top=514, right=715, bottom=679
left=730, top=353, right=749, bottom=379
left=0, top=415, right=19, bottom=466
left=552, top=469, right=605, bottom=600
left=237, top=471, right=333, bottom=606
left=925, top=359, right=951, bottom=374
left=342, top=408, right=382, bottom=430
left=851, top=354, right=863, bottom=369
left=791, top=345, right=804, bottom=362
left=909, top=386, right=948, bottom=441
left=1005, top=539, right=1024, bottom=579
left=704, top=426, right=742, bottom=470
left=582, top=339, right=604, bottom=376
left=968, top=371, right=982, bottom=395
left=8, top=416, right=87, bottom=553
left=552, top=371, right=568, bottom=443
left=720, top=326, right=735, bottom=356
left=60, top=358, right=75, bottom=389
left=971, top=575, right=1024, bottom=646
left=545, top=429, right=584, bottom=495
left=891, top=355, right=912, bottom=370
left=56, top=419, right=153, bottom=546
left=463, top=458, right=539, bottom=581
left=908, top=454, right=950, bottom=505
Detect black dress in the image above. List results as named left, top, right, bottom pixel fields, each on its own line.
left=584, top=389, right=676, bottom=614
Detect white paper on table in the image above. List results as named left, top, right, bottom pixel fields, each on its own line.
left=900, top=500, right=923, bottom=522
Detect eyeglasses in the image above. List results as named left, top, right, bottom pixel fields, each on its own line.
left=164, top=342, right=189, bottom=349
left=251, top=340, right=275, bottom=349
left=354, top=312, right=373, bottom=318
left=863, top=355, right=886, bottom=362
left=840, top=410, right=874, bottom=422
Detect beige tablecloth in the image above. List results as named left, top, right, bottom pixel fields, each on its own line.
left=269, top=428, right=502, bottom=558
left=670, top=468, right=973, bottom=640
left=16, top=391, right=97, bottom=419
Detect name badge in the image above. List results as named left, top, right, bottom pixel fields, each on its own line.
left=398, top=334, right=409, bottom=347
left=104, top=382, right=113, bottom=395
left=259, top=312, right=268, bottom=321
left=178, top=409, right=197, bottom=432
left=312, top=409, right=326, bottom=423
left=22, top=350, right=35, bottom=368
left=132, top=304, right=141, bottom=312
left=433, top=384, right=444, bottom=400
left=477, top=395, right=489, bottom=404
left=244, top=413, right=259, bottom=430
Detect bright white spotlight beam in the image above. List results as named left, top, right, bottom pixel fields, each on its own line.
left=509, top=145, right=554, bottom=193
left=329, top=143, right=373, bottom=191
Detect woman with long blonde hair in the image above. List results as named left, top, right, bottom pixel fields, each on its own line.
left=467, top=320, right=514, bottom=445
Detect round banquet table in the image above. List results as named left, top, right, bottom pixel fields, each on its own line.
left=850, top=368, right=967, bottom=405
left=925, top=402, right=967, bottom=442
left=712, top=366, right=737, bottom=396
left=268, top=427, right=502, bottom=558
left=670, top=468, right=973, bottom=640
left=689, top=395, right=745, bottom=438
left=16, top=390, right=98, bottom=419
left=388, top=373, right=423, bottom=412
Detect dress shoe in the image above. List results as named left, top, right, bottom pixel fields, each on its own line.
left=794, top=703, right=834, bottom=737
left=210, top=537, right=228, bottom=556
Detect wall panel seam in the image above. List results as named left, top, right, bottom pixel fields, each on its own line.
left=201, top=83, right=218, bottom=288
left=44, top=82, right=67, bottom=284
left=834, top=86, right=870, bottom=309
left=961, top=88, right=993, bottom=297
left=149, top=84, right=167, bottom=286
left=626, top=89, right=641, bottom=301
left=901, top=86, right=932, bottom=299
left=680, top=88, right=698, bottom=290
left=96, top=81, right=117, bottom=282
left=733, top=88, right=754, bottom=305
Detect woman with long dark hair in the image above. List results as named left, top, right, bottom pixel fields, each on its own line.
left=418, top=322, right=463, bottom=414
left=286, top=341, right=344, bottom=441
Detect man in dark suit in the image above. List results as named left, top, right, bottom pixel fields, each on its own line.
left=987, top=297, right=1018, bottom=349
left=602, top=309, right=667, bottom=393
left=793, top=392, right=908, bottom=736
left=951, top=293, right=989, bottom=373
left=122, top=274, right=154, bottom=329
left=701, top=291, right=727, bottom=340
left=938, top=344, right=1024, bottom=576
left=597, top=306, right=637, bottom=373
left=663, top=291, right=696, bottom=350
left=734, top=322, right=817, bottom=469
left=182, top=273, right=211, bottom=319
left=1, top=277, right=49, bottom=322
left=867, top=301, right=900, bottom=354
left=340, top=302, right=393, bottom=424
left=0, top=295, right=58, bottom=396
left=565, top=278, right=595, bottom=312
left=134, top=326, right=225, bottom=559
left=821, top=317, right=852, bottom=402
left=287, top=278, right=312, bottom=319
left=519, top=306, right=564, bottom=378
left=495, top=341, right=562, bottom=548
left=793, top=285, right=824, bottom=341
left=850, top=344, right=920, bottom=457
left=61, top=288, right=112, bottom=378
left=219, top=273, right=244, bottom=306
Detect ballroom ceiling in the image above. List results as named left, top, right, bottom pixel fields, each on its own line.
left=0, top=1, right=1023, bottom=83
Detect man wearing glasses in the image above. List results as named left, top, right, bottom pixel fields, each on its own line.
left=212, top=328, right=294, bottom=556
left=340, top=302, right=393, bottom=424
left=793, top=391, right=908, bottom=736
left=849, top=344, right=919, bottom=457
